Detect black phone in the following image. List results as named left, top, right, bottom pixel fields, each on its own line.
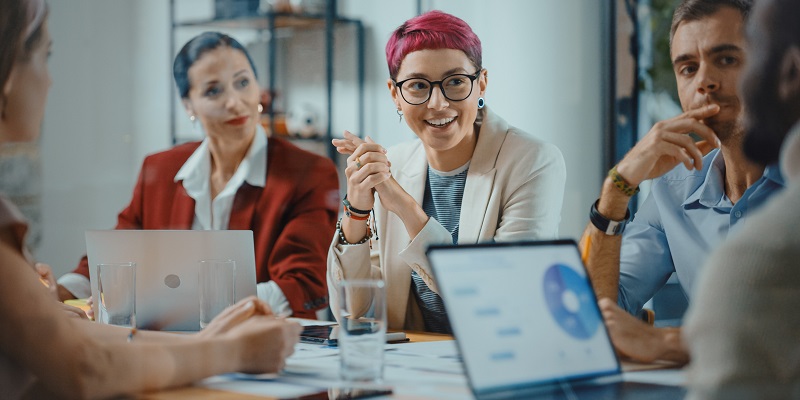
left=300, top=325, right=408, bottom=346
left=300, top=325, right=338, bottom=346
left=284, top=387, right=393, bottom=400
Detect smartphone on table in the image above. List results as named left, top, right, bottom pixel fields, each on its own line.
left=284, top=387, right=393, bottom=400
left=300, top=325, right=408, bottom=346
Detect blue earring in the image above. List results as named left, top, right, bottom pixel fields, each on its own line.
left=477, top=97, right=485, bottom=109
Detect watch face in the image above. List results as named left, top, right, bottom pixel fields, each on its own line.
left=589, top=200, right=627, bottom=236
left=607, top=220, right=623, bottom=235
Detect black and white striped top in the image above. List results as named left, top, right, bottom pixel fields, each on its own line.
left=411, top=161, right=469, bottom=334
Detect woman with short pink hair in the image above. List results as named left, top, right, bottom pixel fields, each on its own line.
left=328, top=11, right=566, bottom=332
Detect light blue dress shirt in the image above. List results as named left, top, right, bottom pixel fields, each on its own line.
left=618, top=149, right=785, bottom=315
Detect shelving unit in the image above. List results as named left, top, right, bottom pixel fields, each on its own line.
left=168, top=0, right=364, bottom=161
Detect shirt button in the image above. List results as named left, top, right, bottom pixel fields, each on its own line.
left=734, top=210, right=743, bottom=218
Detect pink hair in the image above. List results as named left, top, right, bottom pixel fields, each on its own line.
left=385, top=10, right=482, bottom=79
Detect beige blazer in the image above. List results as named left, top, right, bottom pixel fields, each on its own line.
left=327, top=108, right=566, bottom=331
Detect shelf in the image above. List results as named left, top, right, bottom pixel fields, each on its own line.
left=173, top=12, right=361, bottom=31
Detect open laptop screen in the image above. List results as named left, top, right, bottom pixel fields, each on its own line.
left=427, top=240, right=619, bottom=394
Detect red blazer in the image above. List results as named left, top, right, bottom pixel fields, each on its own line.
left=73, top=137, right=340, bottom=318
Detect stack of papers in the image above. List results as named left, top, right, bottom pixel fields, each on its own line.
left=199, top=339, right=472, bottom=399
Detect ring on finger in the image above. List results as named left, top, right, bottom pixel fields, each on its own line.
left=355, top=156, right=362, bottom=170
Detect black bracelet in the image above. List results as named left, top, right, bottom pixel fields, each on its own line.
left=589, top=199, right=631, bottom=236
left=342, top=195, right=372, bottom=216
left=336, top=218, right=372, bottom=245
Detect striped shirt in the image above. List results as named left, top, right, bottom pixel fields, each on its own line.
left=412, top=161, right=469, bottom=333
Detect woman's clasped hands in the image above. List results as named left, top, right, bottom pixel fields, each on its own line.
left=333, top=130, right=430, bottom=240
left=334, top=130, right=392, bottom=212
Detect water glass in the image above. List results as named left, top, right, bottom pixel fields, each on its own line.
left=96, top=262, right=136, bottom=327
left=198, top=259, right=236, bottom=329
left=337, top=279, right=387, bottom=382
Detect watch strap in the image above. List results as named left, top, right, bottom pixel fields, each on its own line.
left=589, top=199, right=631, bottom=236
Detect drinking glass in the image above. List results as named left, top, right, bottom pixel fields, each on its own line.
left=337, top=279, right=387, bottom=382
left=96, top=262, right=136, bottom=327
left=198, top=259, right=236, bottom=329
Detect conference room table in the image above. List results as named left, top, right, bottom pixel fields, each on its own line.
left=139, top=327, right=685, bottom=400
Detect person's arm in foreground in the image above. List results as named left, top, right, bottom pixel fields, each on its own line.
left=599, top=298, right=688, bottom=364
left=0, top=240, right=300, bottom=399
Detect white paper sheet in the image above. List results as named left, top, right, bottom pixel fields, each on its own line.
left=287, top=317, right=337, bottom=327
left=623, top=369, right=687, bottom=386
left=384, top=339, right=460, bottom=359
left=200, top=374, right=326, bottom=398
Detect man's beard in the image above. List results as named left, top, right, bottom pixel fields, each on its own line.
left=742, top=102, right=792, bottom=165
left=690, top=93, right=743, bottom=143
left=705, top=114, right=744, bottom=143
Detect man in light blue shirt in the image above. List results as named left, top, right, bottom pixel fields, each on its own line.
left=617, top=148, right=783, bottom=315
left=581, top=0, right=784, bottom=364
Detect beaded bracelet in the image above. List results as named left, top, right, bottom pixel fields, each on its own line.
left=336, top=218, right=372, bottom=245
left=127, top=328, right=137, bottom=343
left=608, top=165, right=640, bottom=196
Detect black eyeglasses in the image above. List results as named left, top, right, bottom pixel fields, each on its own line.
left=393, top=70, right=482, bottom=105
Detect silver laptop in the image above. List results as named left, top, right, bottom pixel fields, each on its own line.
left=426, top=239, right=685, bottom=399
left=86, top=230, right=257, bottom=331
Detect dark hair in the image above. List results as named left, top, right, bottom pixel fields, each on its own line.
left=0, top=0, right=48, bottom=115
left=173, top=32, right=258, bottom=99
left=742, top=0, right=800, bottom=165
left=0, top=1, right=26, bottom=105
left=670, top=0, right=753, bottom=46
left=385, top=10, right=482, bottom=80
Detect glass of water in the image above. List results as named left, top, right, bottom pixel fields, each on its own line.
left=198, top=259, right=236, bottom=329
left=96, top=262, right=136, bottom=328
left=337, top=279, right=387, bottom=382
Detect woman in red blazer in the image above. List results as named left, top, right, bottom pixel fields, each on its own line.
left=57, top=32, right=339, bottom=319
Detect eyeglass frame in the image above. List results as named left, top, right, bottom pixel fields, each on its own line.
left=392, top=69, right=483, bottom=106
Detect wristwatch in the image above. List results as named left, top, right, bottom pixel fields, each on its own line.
left=589, top=199, right=631, bottom=235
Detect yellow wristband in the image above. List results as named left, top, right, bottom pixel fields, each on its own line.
left=608, top=166, right=640, bottom=196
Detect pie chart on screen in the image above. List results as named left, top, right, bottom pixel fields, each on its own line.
left=543, top=263, right=601, bottom=340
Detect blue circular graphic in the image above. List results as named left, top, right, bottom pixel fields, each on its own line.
left=543, top=263, right=601, bottom=340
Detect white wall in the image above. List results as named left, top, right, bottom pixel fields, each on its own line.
left=38, top=0, right=603, bottom=277
left=41, top=0, right=172, bottom=276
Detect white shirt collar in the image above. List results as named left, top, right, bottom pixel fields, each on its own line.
left=174, top=125, right=268, bottom=230
left=175, top=124, right=268, bottom=188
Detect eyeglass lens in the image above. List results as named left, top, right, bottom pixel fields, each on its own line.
left=399, top=74, right=475, bottom=105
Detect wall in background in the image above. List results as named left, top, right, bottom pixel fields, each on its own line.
left=38, top=0, right=603, bottom=277
left=41, top=0, right=172, bottom=276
